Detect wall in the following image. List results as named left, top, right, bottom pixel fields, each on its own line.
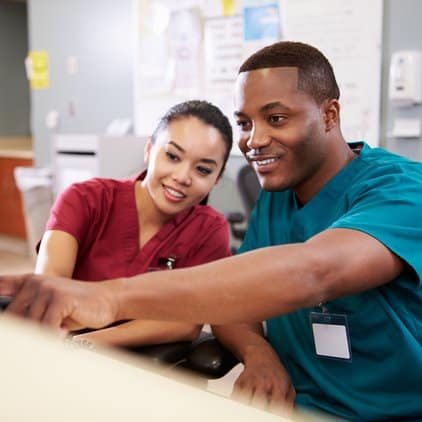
left=28, top=0, right=134, bottom=166
left=27, top=0, right=422, bottom=167
left=382, top=0, right=422, bottom=160
left=0, top=1, right=30, bottom=136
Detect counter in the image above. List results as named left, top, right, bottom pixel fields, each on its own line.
left=0, top=136, right=33, bottom=239
left=0, top=136, right=33, bottom=159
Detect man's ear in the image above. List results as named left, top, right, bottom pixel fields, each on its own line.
left=144, top=138, right=153, bottom=165
left=323, top=99, right=340, bottom=132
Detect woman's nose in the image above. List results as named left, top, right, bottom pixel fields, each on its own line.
left=172, top=163, right=192, bottom=186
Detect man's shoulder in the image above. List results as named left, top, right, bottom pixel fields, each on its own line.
left=351, top=144, right=422, bottom=187
left=359, top=143, right=421, bottom=171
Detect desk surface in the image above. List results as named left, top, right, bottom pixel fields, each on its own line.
left=0, top=315, right=292, bottom=422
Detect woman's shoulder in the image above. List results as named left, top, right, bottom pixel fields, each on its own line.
left=190, top=204, right=227, bottom=225
left=59, top=176, right=133, bottom=202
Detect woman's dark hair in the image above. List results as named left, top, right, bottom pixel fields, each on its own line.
left=239, top=41, right=340, bottom=104
left=151, top=100, right=233, bottom=177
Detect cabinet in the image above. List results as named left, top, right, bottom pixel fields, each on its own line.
left=0, top=157, right=33, bottom=238
left=53, top=134, right=146, bottom=194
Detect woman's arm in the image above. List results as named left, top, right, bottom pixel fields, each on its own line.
left=74, top=214, right=229, bottom=348
left=37, top=232, right=203, bottom=347
left=35, top=230, right=79, bottom=277
left=73, top=319, right=202, bottom=347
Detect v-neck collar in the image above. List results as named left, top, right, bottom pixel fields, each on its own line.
left=126, top=171, right=195, bottom=258
left=291, top=142, right=368, bottom=215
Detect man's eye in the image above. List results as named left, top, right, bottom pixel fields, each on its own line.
left=197, top=166, right=212, bottom=176
left=269, top=115, right=285, bottom=124
left=166, top=152, right=179, bottom=161
left=236, top=120, right=251, bottom=130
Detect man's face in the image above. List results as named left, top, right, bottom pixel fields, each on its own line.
left=234, top=67, right=329, bottom=195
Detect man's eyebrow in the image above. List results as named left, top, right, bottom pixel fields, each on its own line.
left=234, top=101, right=291, bottom=117
left=168, top=141, right=218, bottom=166
left=261, top=101, right=291, bottom=112
left=234, top=110, right=246, bottom=118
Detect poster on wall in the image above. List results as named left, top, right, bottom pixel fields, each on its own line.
left=134, top=0, right=383, bottom=150
left=25, top=51, right=50, bottom=90
left=204, top=14, right=243, bottom=94
left=203, top=14, right=244, bottom=154
left=282, top=0, right=383, bottom=146
left=136, top=1, right=174, bottom=96
left=242, top=1, right=281, bottom=59
left=168, top=7, right=202, bottom=96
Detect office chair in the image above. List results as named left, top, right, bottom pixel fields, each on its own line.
left=127, top=331, right=238, bottom=379
left=116, top=167, right=261, bottom=379
left=226, top=164, right=260, bottom=246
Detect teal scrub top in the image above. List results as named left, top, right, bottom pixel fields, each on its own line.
left=238, top=143, right=422, bottom=421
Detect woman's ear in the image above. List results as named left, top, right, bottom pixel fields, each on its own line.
left=323, top=99, right=340, bottom=132
left=144, top=138, right=153, bottom=165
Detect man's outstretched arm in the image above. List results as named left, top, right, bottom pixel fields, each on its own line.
left=0, top=228, right=404, bottom=330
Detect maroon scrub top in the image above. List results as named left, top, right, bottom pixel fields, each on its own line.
left=45, top=173, right=231, bottom=281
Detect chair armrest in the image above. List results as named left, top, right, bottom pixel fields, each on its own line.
left=182, top=336, right=239, bottom=379
left=125, top=341, right=192, bottom=366
left=225, top=212, right=247, bottom=241
left=123, top=332, right=239, bottom=380
left=225, top=212, right=245, bottom=224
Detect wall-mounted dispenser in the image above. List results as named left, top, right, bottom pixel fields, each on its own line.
left=389, top=50, right=422, bottom=107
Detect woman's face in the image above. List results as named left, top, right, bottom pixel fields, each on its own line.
left=142, top=116, right=227, bottom=219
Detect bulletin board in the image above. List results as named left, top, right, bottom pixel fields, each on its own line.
left=281, top=0, right=383, bottom=146
left=133, top=0, right=383, bottom=147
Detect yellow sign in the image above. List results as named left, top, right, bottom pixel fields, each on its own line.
left=221, top=0, right=236, bottom=16
left=27, top=51, right=49, bottom=90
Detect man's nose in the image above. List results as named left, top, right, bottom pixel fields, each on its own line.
left=246, top=124, right=271, bottom=150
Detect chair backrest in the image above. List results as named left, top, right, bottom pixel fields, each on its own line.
left=236, top=164, right=260, bottom=217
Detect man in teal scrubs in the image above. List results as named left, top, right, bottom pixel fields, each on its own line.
left=1, top=42, right=422, bottom=421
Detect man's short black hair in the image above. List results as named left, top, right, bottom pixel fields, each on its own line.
left=239, top=41, right=340, bottom=104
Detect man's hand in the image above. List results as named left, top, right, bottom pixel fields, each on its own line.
left=232, top=344, right=296, bottom=416
left=0, top=273, right=119, bottom=331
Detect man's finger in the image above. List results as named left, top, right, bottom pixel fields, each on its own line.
left=250, top=384, right=270, bottom=409
left=7, top=277, right=40, bottom=315
left=27, top=288, right=53, bottom=322
left=41, top=292, right=70, bottom=329
left=285, top=385, right=296, bottom=408
left=232, top=379, right=254, bottom=404
left=0, top=274, right=26, bottom=296
left=267, top=385, right=294, bottom=416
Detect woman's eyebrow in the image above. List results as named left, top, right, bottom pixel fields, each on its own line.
left=200, top=158, right=218, bottom=166
left=168, top=140, right=185, bottom=152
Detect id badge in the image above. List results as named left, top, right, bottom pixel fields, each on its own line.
left=309, top=312, right=352, bottom=362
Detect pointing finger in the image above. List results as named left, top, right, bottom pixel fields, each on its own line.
left=0, top=273, right=28, bottom=297
left=42, top=291, right=73, bottom=329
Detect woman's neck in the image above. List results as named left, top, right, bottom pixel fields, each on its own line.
left=135, top=181, right=169, bottom=247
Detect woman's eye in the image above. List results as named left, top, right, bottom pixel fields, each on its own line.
left=166, top=151, right=179, bottom=161
left=197, top=166, right=212, bottom=176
